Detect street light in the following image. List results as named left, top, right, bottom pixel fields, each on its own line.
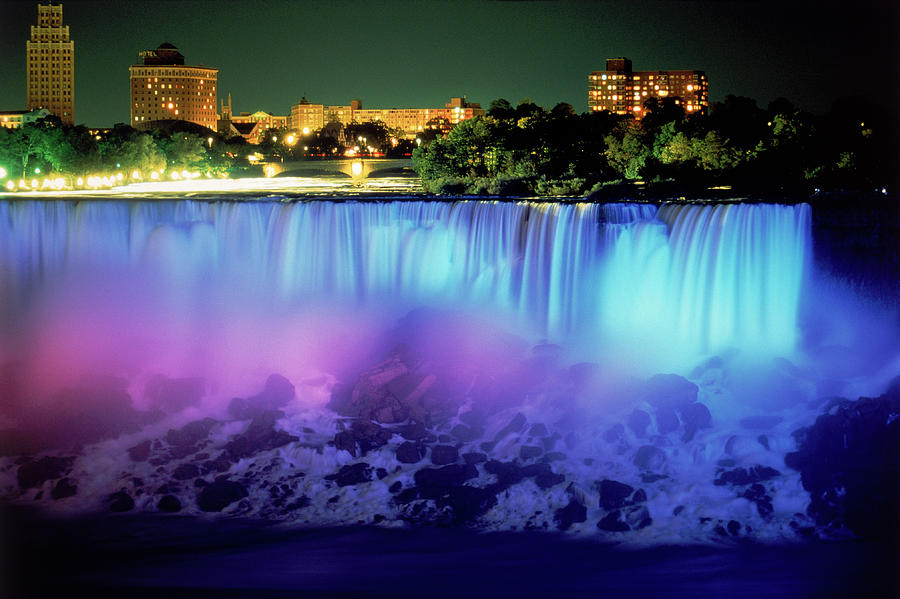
left=207, top=136, right=213, bottom=148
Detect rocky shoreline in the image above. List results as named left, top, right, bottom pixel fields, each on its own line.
left=1, top=331, right=897, bottom=546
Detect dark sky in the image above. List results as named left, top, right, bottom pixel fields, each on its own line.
left=1, top=0, right=897, bottom=127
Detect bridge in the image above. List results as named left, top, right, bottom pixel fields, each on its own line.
left=261, top=158, right=415, bottom=180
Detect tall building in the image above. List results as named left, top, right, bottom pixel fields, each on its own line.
left=129, top=43, right=218, bottom=131
left=289, top=96, right=484, bottom=138
left=588, top=58, right=708, bottom=118
left=26, top=3, right=74, bottom=126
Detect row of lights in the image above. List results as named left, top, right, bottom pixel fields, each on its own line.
left=1, top=166, right=228, bottom=192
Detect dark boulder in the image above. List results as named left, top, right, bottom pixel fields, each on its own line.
left=554, top=500, right=587, bottom=530
left=128, top=440, right=152, bottom=462
left=642, top=374, right=698, bottom=409
left=713, top=465, right=781, bottom=486
left=462, top=452, right=488, bottom=465
left=596, top=479, right=635, bottom=510
left=493, top=413, right=526, bottom=441
left=334, top=431, right=358, bottom=456
left=430, top=445, right=459, bottom=465
left=414, top=464, right=478, bottom=499
left=197, top=479, right=248, bottom=512
left=17, top=456, right=74, bottom=490
left=157, top=494, right=182, bottom=512
left=396, top=441, right=425, bottom=464
left=400, top=422, right=429, bottom=441
left=483, top=460, right=523, bottom=492
left=228, top=374, right=296, bottom=420
left=680, top=402, right=713, bottom=441
left=326, top=462, right=374, bottom=487
left=655, top=407, right=679, bottom=434
left=51, top=478, right=77, bottom=500
left=109, top=491, right=134, bottom=512
left=225, top=410, right=298, bottom=460
left=172, top=463, right=201, bottom=481
left=443, top=485, right=497, bottom=524
left=783, top=391, right=900, bottom=539
left=633, top=446, right=666, bottom=472
left=166, top=418, right=216, bottom=448
left=528, top=423, right=549, bottom=438
left=519, top=445, right=543, bottom=460
left=597, top=510, right=630, bottom=532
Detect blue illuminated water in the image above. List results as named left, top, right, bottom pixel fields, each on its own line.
left=0, top=199, right=812, bottom=372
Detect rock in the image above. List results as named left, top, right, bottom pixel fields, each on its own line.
left=714, top=465, right=781, bottom=486
left=642, top=374, right=698, bottom=409
left=51, top=478, right=77, bottom=499
left=742, top=483, right=774, bottom=517
left=388, top=481, right=402, bottom=494
left=519, top=445, right=543, bottom=460
left=523, top=463, right=563, bottom=488
left=334, top=431, right=358, bottom=457
left=414, top=464, right=478, bottom=499
left=624, top=505, right=652, bottom=529
left=784, top=392, right=900, bottom=539
left=401, top=422, right=428, bottom=441
left=396, top=441, right=425, bottom=464
left=627, top=410, right=651, bottom=437
left=528, top=423, right=549, bottom=438
left=229, top=374, right=296, bottom=420
left=655, top=407, right=679, bottom=434
left=172, top=463, right=201, bottom=481
left=483, top=460, right=523, bottom=492
left=631, top=488, right=647, bottom=503
left=145, top=375, right=205, bottom=412
left=494, top=413, right=526, bottom=441
left=542, top=451, right=567, bottom=463
left=197, top=480, right=248, bottom=512
left=157, top=495, right=182, bottom=512
left=450, top=424, right=480, bottom=442
left=633, top=446, right=666, bottom=472
left=554, top=500, right=587, bottom=530
left=225, top=410, right=298, bottom=460
left=757, top=435, right=770, bottom=450
left=326, top=463, right=374, bottom=487
left=536, top=471, right=565, bottom=489
left=430, top=445, right=459, bottom=465
left=597, top=479, right=635, bottom=510
left=109, top=491, right=134, bottom=512
left=462, top=452, right=488, bottom=465
left=597, top=510, right=630, bottom=532
left=351, top=420, right=393, bottom=452
left=17, top=456, right=74, bottom=490
left=640, top=473, right=668, bottom=483
left=202, top=458, right=232, bottom=474
left=444, top=485, right=497, bottom=524
left=727, top=520, right=742, bottom=536
left=128, top=440, right=152, bottom=462
left=394, top=487, right=419, bottom=504
left=680, top=402, right=713, bottom=441
left=166, top=418, right=217, bottom=448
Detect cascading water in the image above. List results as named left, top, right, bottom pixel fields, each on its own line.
left=0, top=199, right=812, bottom=381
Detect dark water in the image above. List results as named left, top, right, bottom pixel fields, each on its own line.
left=2, top=508, right=895, bottom=598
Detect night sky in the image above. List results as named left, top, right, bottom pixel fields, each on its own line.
left=1, top=0, right=897, bottom=127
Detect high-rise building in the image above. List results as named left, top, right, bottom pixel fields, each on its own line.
left=129, top=43, right=218, bottom=131
left=588, top=58, right=708, bottom=118
left=289, top=96, right=484, bottom=138
left=26, top=3, right=74, bottom=126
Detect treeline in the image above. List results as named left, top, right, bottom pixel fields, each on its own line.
left=0, top=116, right=261, bottom=180
left=412, top=96, right=893, bottom=197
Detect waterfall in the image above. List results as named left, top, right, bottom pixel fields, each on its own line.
left=0, top=199, right=811, bottom=370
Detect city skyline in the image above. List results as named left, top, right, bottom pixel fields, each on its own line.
left=0, top=1, right=897, bottom=127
